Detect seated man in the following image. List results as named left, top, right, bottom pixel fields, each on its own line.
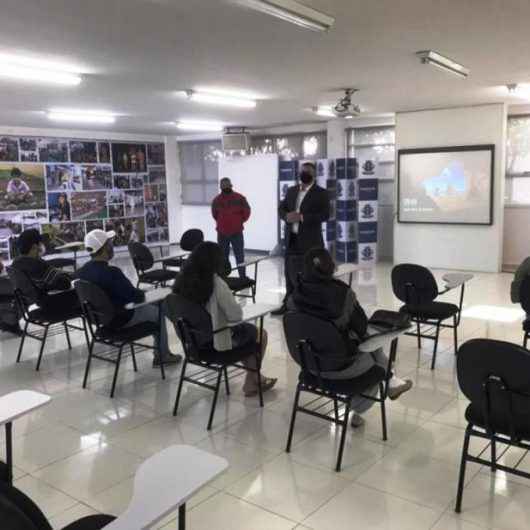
left=77, top=229, right=180, bottom=367
left=510, top=256, right=530, bottom=304
left=11, top=228, right=79, bottom=313
left=5, top=168, right=33, bottom=204
left=287, top=247, right=413, bottom=428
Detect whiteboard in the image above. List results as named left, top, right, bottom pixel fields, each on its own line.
left=218, top=154, right=279, bottom=251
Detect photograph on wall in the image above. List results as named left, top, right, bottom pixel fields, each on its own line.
left=42, top=222, right=85, bottom=251
left=108, top=203, right=124, bottom=218
left=146, top=229, right=160, bottom=243
left=71, top=191, right=108, bottom=220
left=144, top=184, right=159, bottom=203
left=159, top=184, right=167, bottom=202
left=123, top=189, right=144, bottom=217
left=105, top=216, right=145, bottom=246
left=70, top=141, right=97, bottom=164
left=0, top=239, right=9, bottom=261
left=152, top=202, right=168, bottom=228
left=114, top=174, right=130, bottom=189
left=147, top=143, right=165, bottom=165
left=130, top=174, right=145, bottom=189
left=111, top=143, right=147, bottom=173
left=22, top=210, right=48, bottom=230
left=160, top=227, right=169, bottom=241
left=0, top=137, right=19, bottom=162
left=108, top=188, right=124, bottom=204
left=37, top=138, right=68, bottom=162
left=97, top=142, right=111, bottom=164
left=0, top=163, right=46, bottom=211
left=46, top=164, right=81, bottom=191
left=81, top=165, right=112, bottom=190
left=20, top=137, right=39, bottom=162
left=148, top=166, right=166, bottom=184
left=86, top=219, right=104, bottom=233
left=48, top=192, right=71, bottom=222
left=0, top=213, right=23, bottom=238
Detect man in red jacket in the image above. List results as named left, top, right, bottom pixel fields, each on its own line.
left=211, top=178, right=251, bottom=278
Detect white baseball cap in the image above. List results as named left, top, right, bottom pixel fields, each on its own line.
left=84, top=229, right=116, bottom=254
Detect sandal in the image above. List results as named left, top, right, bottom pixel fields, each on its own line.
left=243, top=377, right=278, bottom=397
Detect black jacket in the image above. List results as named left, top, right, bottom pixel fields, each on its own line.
left=279, top=184, right=330, bottom=252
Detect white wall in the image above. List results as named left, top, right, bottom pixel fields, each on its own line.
left=503, top=205, right=530, bottom=267
left=181, top=205, right=217, bottom=242
left=394, top=104, right=507, bottom=273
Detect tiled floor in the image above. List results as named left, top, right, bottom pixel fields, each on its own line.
left=1, top=254, right=529, bottom=529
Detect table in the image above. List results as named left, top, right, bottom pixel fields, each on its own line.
left=103, top=445, right=228, bottom=530
left=335, top=262, right=357, bottom=287
left=443, top=272, right=474, bottom=290
left=125, top=287, right=172, bottom=310
left=0, top=391, right=51, bottom=484
left=54, top=241, right=84, bottom=271
left=358, top=325, right=410, bottom=353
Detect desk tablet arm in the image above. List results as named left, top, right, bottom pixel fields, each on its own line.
left=358, top=327, right=409, bottom=353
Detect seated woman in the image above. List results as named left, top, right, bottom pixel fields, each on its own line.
left=173, top=241, right=277, bottom=397
left=287, top=247, right=413, bottom=427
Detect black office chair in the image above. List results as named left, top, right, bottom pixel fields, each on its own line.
left=222, top=259, right=258, bottom=303
left=519, top=276, right=530, bottom=348
left=0, top=480, right=114, bottom=530
left=283, top=311, right=395, bottom=472
left=128, top=242, right=178, bottom=288
left=75, top=280, right=166, bottom=398
left=392, top=263, right=463, bottom=370
left=455, top=339, right=530, bottom=513
left=160, top=228, right=205, bottom=269
left=167, top=293, right=264, bottom=430
left=7, top=267, right=87, bottom=371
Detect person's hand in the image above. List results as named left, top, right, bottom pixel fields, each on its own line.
left=286, top=212, right=302, bottom=223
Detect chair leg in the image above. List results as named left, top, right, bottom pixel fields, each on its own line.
left=333, top=399, right=340, bottom=422
left=524, top=332, right=528, bottom=349
left=379, top=381, right=388, bottom=442
left=110, top=346, right=124, bottom=398
left=490, top=437, right=497, bottom=473
left=336, top=399, right=351, bottom=472
left=256, top=361, right=264, bottom=408
left=223, top=366, right=230, bottom=395
left=81, top=317, right=90, bottom=351
left=130, top=344, right=138, bottom=372
left=207, top=369, right=223, bottom=431
left=431, top=322, right=441, bottom=370
left=453, top=314, right=458, bottom=355
left=35, top=326, right=49, bottom=371
left=416, top=320, right=422, bottom=349
left=16, top=321, right=28, bottom=363
left=83, top=339, right=95, bottom=389
left=286, top=385, right=301, bottom=453
left=173, top=359, right=187, bottom=416
left=455, top=426, right=472, bottom=513
left=63, top=322, right=72, bottom=350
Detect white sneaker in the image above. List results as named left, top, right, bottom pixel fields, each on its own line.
left=387, top=377, right=413, bottom=401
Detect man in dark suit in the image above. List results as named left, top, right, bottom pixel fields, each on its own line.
left=272, top=162, right=330, bottom=315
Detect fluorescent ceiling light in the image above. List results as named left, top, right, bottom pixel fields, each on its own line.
left=48, top=109, right=116, bottom=124
left=507, top=83, right=530, bottom=99
left=313, top=105, right=335, bottom=118
left=232, top=0, right=334, bottom=32
left=185, top=90, right=256, bottom=109
left=0, top=53, right=82, bottom=86
left=176, top=120, right=224, bottom=132
left=416, top=50, right=469, bottom=79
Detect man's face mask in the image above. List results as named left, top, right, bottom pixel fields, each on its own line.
left=299, top=171, right=313, bottom=185
left=221, top=183, right=232, bottom=194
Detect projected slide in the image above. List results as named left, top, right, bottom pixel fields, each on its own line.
left=398, top=145, right=494, bottom=225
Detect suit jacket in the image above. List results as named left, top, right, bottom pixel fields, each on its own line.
left=278, top=184, right=330, bottom=252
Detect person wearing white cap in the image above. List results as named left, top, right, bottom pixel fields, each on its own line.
left=77, top=229, right=181, bottom=366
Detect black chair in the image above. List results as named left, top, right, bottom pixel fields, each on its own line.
left=392, top=263, right=463, bottom=370
left=283, top=311, right=396, bottom=472
left=0, top=481, right=114, bottom=530
left=222, top=259, right=259, bottom=303
left=455, top=339, right=530, bottom=513
left=10, top=235, right=76, bottom=270
left=75, top=279, right=166, bottom=398
left=519, top=276, right=530, bottom=348
left=7, top=267, right=88, bottom=371
left=128, top=241, right=178, bottom=288
left=167, top=293, right=264, bottom=430
left=160, top=229, right=205, bottom=269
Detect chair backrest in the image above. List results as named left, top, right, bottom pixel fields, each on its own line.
left=520, top=275, right=530, bottom=315
left=0, top=481, right=52, bottom=530
left=8, top=236, right=19, bottom=260
left=458, top=338, right=530, bottom=439
left=391, top=263, right=438, bottom=305
left=166, top=292, right=214, bottom=360
left=74, top=279, right=116, bottom=330
left=6, top=267, right=40, bottom=313
left=179, top=229, right=204, bottom=252
left=128, top=241, right=154, bottom=273
left=283, top=311, right=353, bottom=374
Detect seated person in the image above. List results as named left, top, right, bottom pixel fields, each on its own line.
left=173, top=241, right=276, bottom=397
left=510, top=256, right=530, bottom=304
left=77, top=229, right=180, bottom=367
left=5, top=168, right=33, bottom=204
left=0, top=258, right=21, bottom=335
left=11, top=228, right=79, bottom=313
left=287, top=248, right=413, bottom=428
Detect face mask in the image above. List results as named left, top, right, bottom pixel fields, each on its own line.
left=300, top=171, right=313, bottom=185
left=221, top=187, right=232, bottom=194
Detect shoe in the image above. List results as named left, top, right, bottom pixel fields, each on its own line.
left=153, top=353, right=182, bottom=367
left=388, top=379, right=413, bottom=400
left=243, top=377, right=278, bottom=397
left=271, top=305, right=287, bottom=316
left=350, top=412, right=365, bottom=428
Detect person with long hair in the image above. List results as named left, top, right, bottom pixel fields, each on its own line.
left=173, top=241, right=276, bottom=397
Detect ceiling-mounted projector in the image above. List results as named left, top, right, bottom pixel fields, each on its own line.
left=333, top=88, right=361, bottom=118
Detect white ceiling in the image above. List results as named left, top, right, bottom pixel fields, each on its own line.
left=1, top=0, right=530, bottom=135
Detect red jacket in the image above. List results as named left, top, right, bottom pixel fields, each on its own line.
left=211, top=191, right=251, bottom=236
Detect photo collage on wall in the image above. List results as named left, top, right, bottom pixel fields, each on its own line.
left=0, top=135, right=167, bottom=259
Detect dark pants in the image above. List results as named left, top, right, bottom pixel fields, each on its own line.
left=218, top=232, right=246, bottom=278
left=284, top=235, right=305, bottom=301
left=0, top=277, right=19, bottom=329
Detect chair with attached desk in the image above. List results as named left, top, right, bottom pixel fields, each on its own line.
left=283, top=311, right=398, bottom=472
left=75, top=279, right=166, bottom=398
left=392, top=264, right=468, bottom=370
left=164, top=228, right=205, bottom=269
left=7, top=267, right=88, bottom=371
left=167, top=293, right=265, bottom=430
left=9, top=235, right=75, bottom=270
left=519, top=276, right=530, bottom=348
left=222, top=257, right=265, bottom=304
left=455, top=339, right=530, bottom=513
left=128, top=241, right=178, bottom=288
